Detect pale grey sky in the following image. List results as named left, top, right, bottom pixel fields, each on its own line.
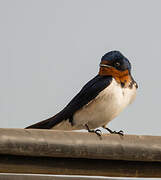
left=1, top=0, right=161, bottom=138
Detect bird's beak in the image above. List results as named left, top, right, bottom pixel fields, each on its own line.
left=99, top=63, right=113, bottom=68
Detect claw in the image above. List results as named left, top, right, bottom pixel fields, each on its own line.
left=113, top=130, right=124, bottom=136
left=94, top=129, right=102, bottom=136
left=103, top=126, right=124, bottom=136
left=85, top=124, right=102, bottom=137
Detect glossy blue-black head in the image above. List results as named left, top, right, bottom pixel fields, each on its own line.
left=101, top=51, right=131, bottom=72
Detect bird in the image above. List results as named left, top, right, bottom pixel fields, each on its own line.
left=26, top=51, right=138, bottom=136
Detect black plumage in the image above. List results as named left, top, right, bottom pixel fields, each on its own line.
left=26, top=75, right=112, bottom=129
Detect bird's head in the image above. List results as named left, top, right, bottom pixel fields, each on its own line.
left=99, top=51, right=137, bottom=88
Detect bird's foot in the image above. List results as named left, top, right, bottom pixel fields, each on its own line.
left=85, top=124, right=102, bottom=137
left=103, top=127, right=124, bottom=136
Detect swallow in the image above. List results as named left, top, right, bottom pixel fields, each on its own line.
left=26, top=51, right=138, bottom=136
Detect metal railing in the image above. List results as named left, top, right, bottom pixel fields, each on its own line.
left=0, top=128, right=161, bottom=178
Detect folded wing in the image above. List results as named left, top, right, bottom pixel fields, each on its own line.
left=25, top=75, right=112, bottom=129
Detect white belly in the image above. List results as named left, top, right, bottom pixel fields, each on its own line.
left=53, top=78, right=137, bottom=130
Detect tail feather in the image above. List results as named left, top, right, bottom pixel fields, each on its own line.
left=25, top=113, right=63, bottom=129
left=25, top=118, right=53, bottom=129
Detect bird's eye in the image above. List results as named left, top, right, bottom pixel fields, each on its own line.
left=115, top=62, right=121, bottom=67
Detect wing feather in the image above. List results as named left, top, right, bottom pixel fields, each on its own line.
left=25, top=75, right=112, bottom=129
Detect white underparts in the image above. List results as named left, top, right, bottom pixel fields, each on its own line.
left=53, top=78, right=137, bottom=130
